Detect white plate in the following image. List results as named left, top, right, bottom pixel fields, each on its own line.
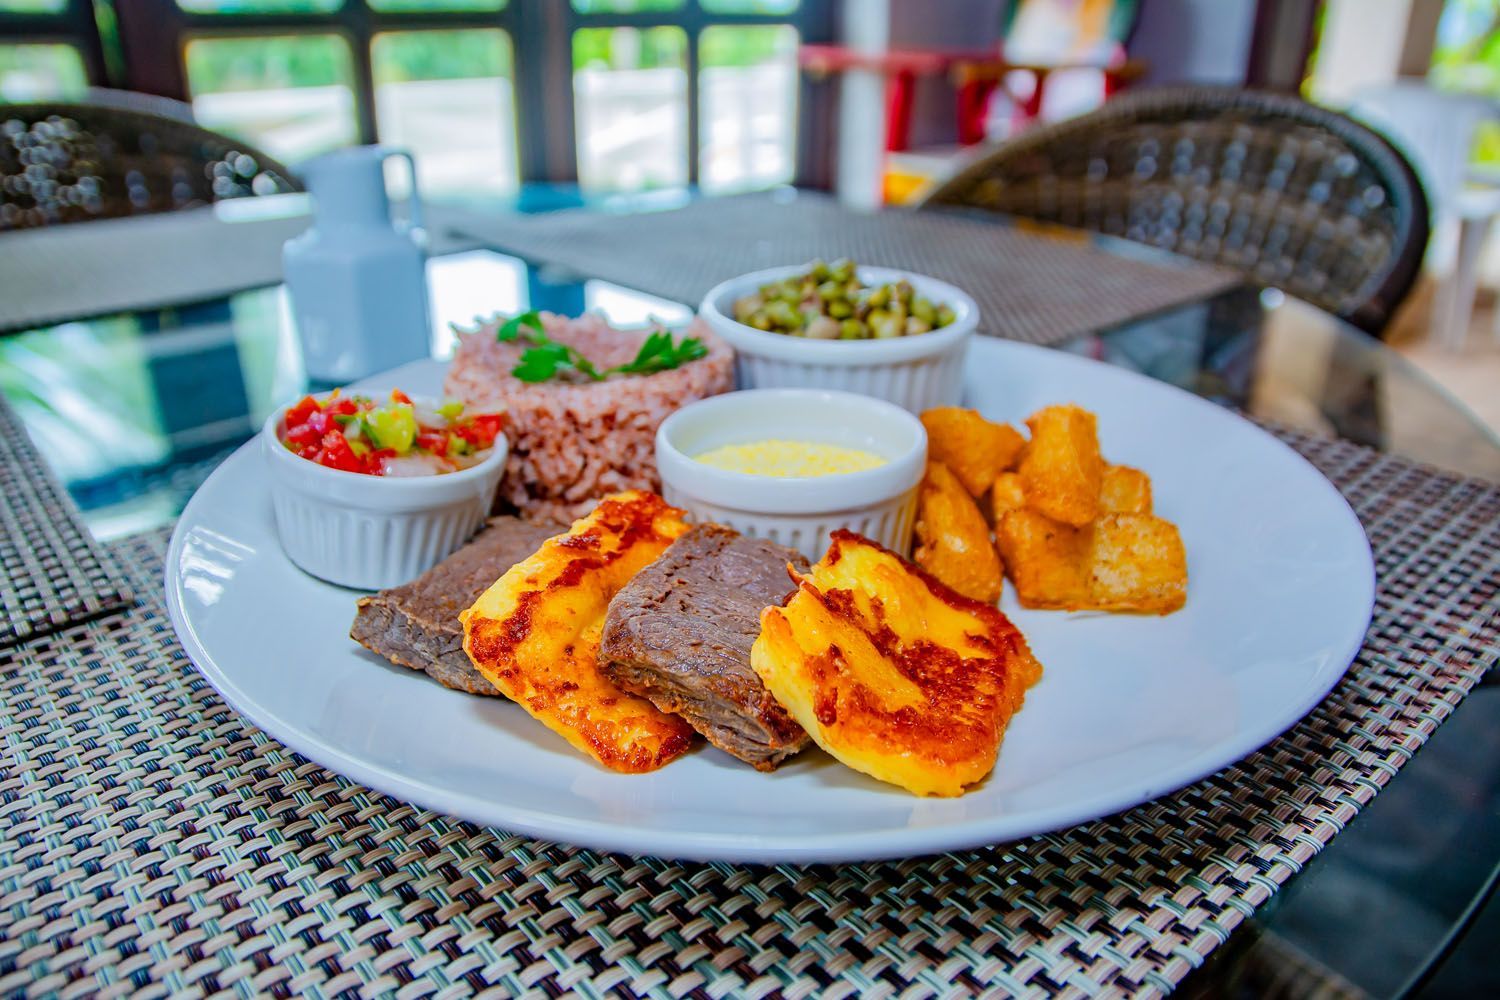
left=165, top=340, right=1374, bottom=863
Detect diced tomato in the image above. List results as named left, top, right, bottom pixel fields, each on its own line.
left=326, top=396, right=359, bottom=417
left=455, top=412, right=505, bottom=450
left=284, top=395, right=320, bottom=429
left=285, top=421, right=322, bottom=451
left=318, top=430, right=365, bottom=473
left=415, top=430, right=448, bottom=455
left=390, top=389, right=413, bottom=406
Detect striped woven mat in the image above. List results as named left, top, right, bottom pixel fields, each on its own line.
left=450, top=191, right=1241, bottom=349
left=0, top=394, right=131, bottom=649
left=2, top=429, right=1497, bottom=998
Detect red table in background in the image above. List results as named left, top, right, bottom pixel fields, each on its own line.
left=799, top=44, right=1146, bottom=150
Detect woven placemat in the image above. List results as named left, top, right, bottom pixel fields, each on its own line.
left=0, top=395, right=130, bottom=650
left=2, top=429, right=1496, bottom=998
left=452, top=191, right=1241, bottom=347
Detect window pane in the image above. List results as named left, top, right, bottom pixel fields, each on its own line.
left=177, top=0, right=342, bottom=13
left=370, top=0, right=504, bottom=12
left=573, top=27, right=688, bottom=193
left=372, top=29, right=518, bottom=198
left=0, top=0, right=67, bottom=11
left=700, top=0, right=799, bottom=12
left=0, top=43, right=87, bottom=102
left=699, top=25, right=797, bottom=194
left=185, top=34, right=358, bottom=164
left=572, top=0, right=683, bottom=12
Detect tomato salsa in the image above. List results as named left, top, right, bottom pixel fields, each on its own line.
left=279, top=389, right=505, bottom=476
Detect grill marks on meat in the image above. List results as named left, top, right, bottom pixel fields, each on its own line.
left=601, top=525, right=811, bottom=770
left=349, top=517, right=561, bottom=694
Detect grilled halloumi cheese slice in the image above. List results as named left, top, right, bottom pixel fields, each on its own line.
left=752, top=531, right=1042, bottom=796
left=461, top=490, right=696, bottom=773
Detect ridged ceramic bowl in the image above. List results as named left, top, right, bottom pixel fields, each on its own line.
left=262, top=398, right=507, bottom=590
left=698, top=265, right=979, bottom=413
left=655, top=388, right=927, bottom=562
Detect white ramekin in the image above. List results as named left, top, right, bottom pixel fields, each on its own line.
left=698, top=264, right=979, bottom=413
left=262, top=399, right=508, bottom=590
left=655, top=388, right=928, bottom=562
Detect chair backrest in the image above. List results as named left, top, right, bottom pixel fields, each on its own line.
left=1347, top=81, right=1499, bottom=219
left=0, top=102, right=302, bottom=232
left=922, top=86, right=1431, bottom=334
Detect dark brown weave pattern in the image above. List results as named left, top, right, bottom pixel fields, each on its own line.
left=0, top=394, right=130, bottom=649
left=452, top=191, right=1240, bottom=348
left=0, top=103, right=300, bottom=231
left=924, top=87, right=1430, bottom=334
left=1, top=430, right=1496, bottom=997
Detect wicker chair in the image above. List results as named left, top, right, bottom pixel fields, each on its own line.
left=0, top=102, right=301, bottom=232
left=923, top=87, right=1431, bottom=334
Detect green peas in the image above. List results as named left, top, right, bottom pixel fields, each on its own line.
left=730, top=260, right=955, bottom=339
left=806, top=316, right=840, bottom=340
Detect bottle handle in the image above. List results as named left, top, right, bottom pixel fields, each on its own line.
left=383, top=148, right=424, bottom=234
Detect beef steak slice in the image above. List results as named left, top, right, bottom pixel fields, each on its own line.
left=600, top=524, right=811, bottom=770
left=350, top=516, right=560, bottom=694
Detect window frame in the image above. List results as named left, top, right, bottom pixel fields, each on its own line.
left=2, top=0, right=835, bottom=189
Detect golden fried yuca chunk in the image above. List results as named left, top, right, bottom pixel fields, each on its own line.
left=995, top=509, right=1090, bottom=610
left=1086, top=514, right=1187, bottom=614
left=913, top=461, right=1003, bottom=603
left=752, top=531, right=1042, bottom=797
left=997, top=509, right=1187, bottom=613
left=920, top=407, right=1027, bottom=496
left=1100, top=464, right=1153, bottom=514
left=989, top=471, right=1027, bottom=521
left=1018, top=404, right=1103, bottom=526
left=461, top=491, right=696, bottom=772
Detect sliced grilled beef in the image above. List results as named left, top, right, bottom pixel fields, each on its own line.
left=600, top=524, right=810, bottom=770
left=350, top=517, right=560, bottom=694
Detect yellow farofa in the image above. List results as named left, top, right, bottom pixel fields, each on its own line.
left=693, top=439, right=886, bottom=477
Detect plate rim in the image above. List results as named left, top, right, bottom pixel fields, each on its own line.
left=163, top=340, right=1376, bottom=863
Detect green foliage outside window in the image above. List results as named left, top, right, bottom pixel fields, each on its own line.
left=0, top=0, right=67, bottom=11
left=573, top=26, right=686, bottom=72
left=185, top=33, right=354, bottom=94
left=372, top=29, right=512, bottom=83
left=0, top=43, right=87, bottom=101
left=700, top=23, right=795, bottom=69
left=572, top=0, right=683, bottom=13
left=176, top=0, right=342, bottom=14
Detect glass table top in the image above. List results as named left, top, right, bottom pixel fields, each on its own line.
left=1, top=223, right=1496, bottom=999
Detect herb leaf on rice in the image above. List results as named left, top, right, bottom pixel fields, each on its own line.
left=495, top=311, right=707, bottom=383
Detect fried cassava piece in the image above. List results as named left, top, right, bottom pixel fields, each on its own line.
left=752, top=531, right=1042, bottom=797
left=1018, top=404, right=1104, bottom=527
left=920, top=407, right=1026, bottom=496
left=997, top=509, right=1187, bottom=614
left=913, top=460, right=1003, bottom=603
left=461, top=490, right=698, bottom=773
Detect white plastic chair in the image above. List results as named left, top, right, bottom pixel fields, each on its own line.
left=1350, top=82, right=1500, bottom=350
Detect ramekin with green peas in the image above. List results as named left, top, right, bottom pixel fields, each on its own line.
left=699, top=261, right=978, bottom=413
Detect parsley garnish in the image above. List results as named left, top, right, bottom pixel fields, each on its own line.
left=495, top=310, right=707, bottom=383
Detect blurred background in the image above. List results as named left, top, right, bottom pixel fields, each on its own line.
left=3, top=0, right=1500, bottom=440
left=5, top=0, right=1496, bottom=425
left=4, top=1, right=1498, bottom=206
